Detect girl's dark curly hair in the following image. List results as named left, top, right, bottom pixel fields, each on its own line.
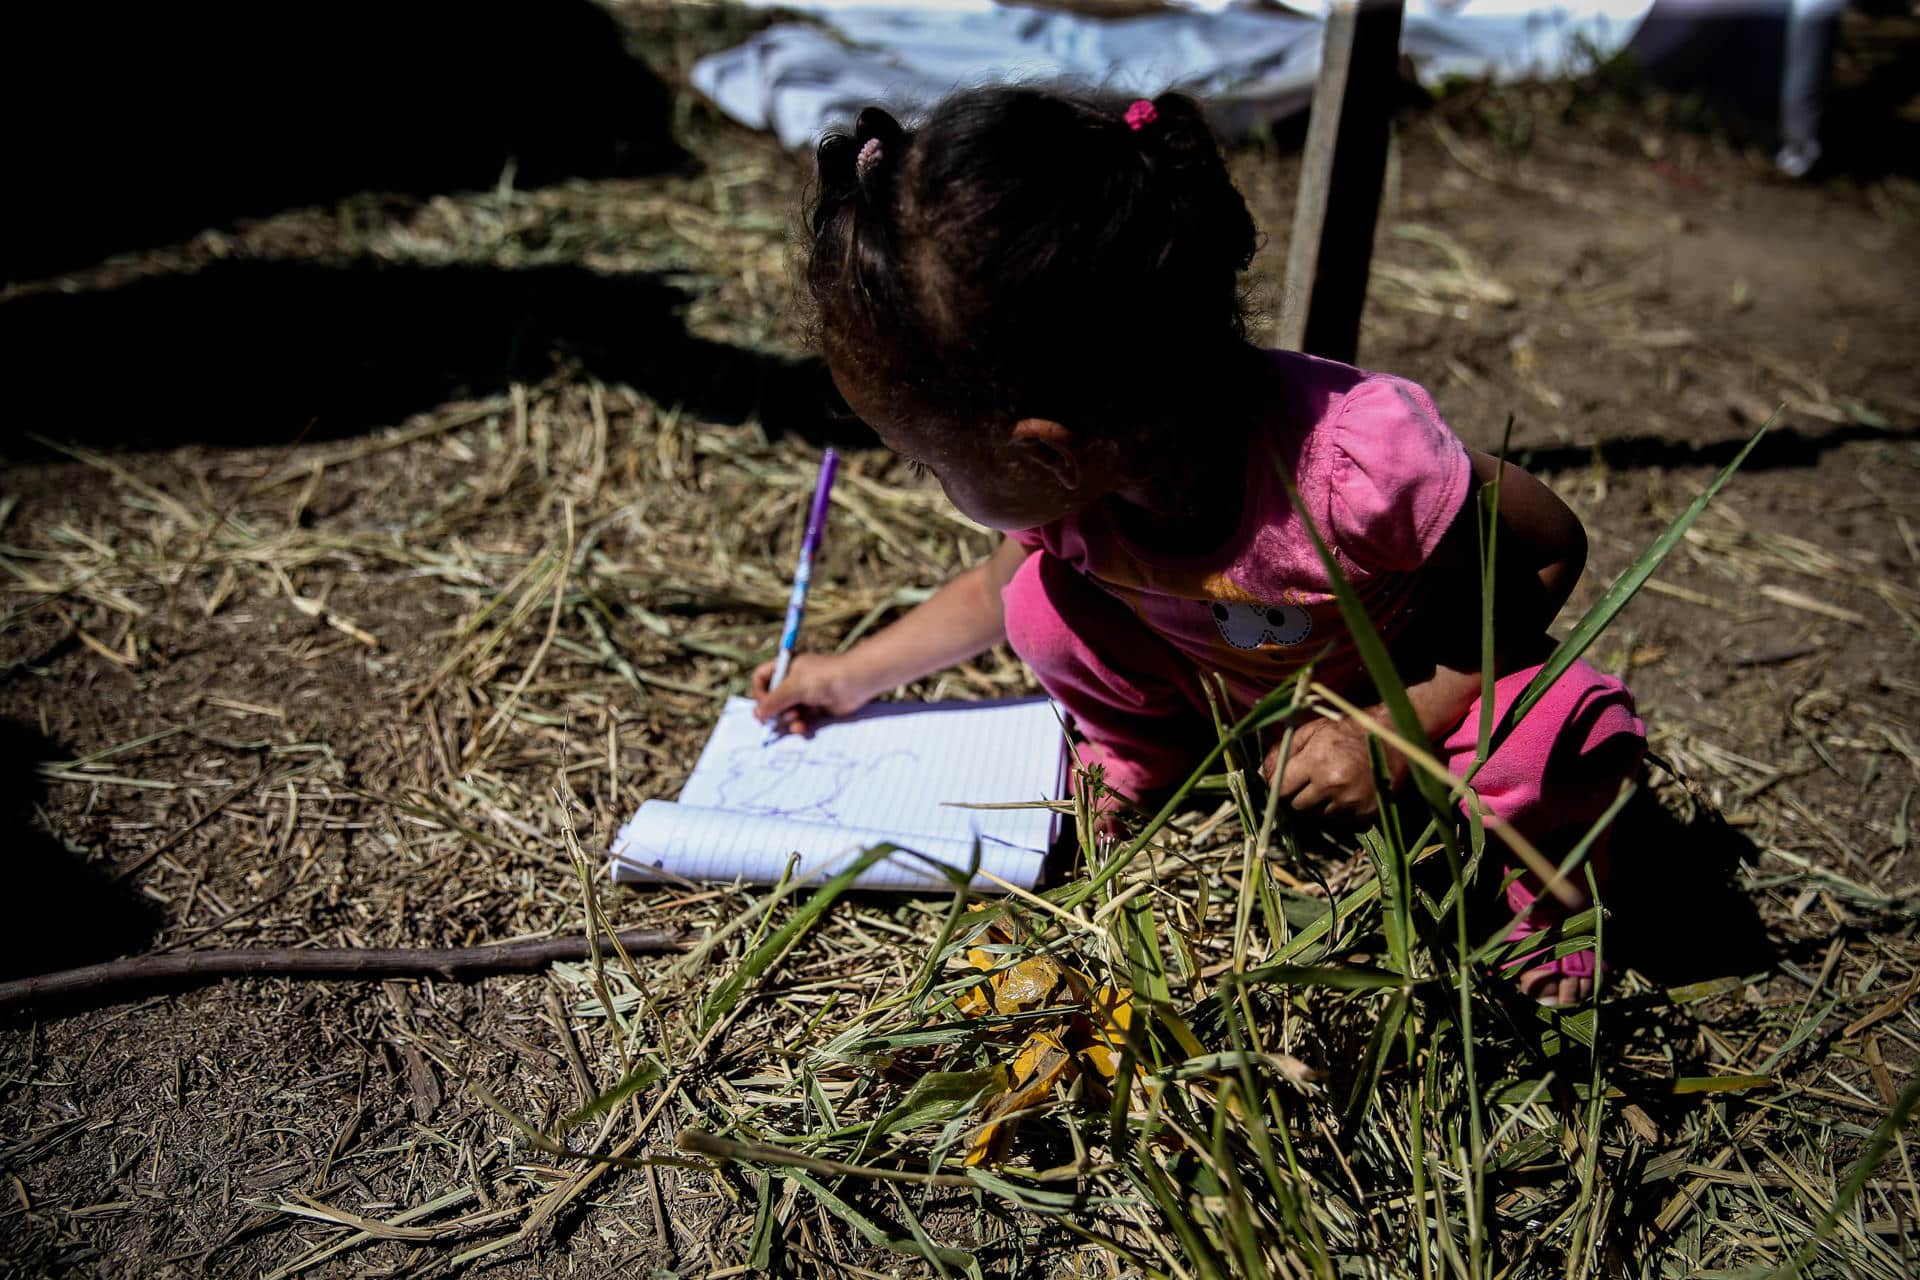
left=805, top=86, right=1258, bottom=437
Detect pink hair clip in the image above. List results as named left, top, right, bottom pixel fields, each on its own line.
left=1125, top=99, right=1158, bottom=132
left=856, top=137, right=884, bottom=176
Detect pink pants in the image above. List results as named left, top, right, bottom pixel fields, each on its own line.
left=1003, top=552, right=1645, bottom=863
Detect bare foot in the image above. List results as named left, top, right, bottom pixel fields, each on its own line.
left=1517, top=964, right=1594, bottom=1007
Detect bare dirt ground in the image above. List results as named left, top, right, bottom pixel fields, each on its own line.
left=1, top=7, right=1916, bottom=1276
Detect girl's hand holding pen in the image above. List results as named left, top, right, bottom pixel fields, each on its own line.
left=752, top=653, right=875, bottom=737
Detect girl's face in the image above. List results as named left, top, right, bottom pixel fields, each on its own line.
left=830, top=362, right=1092, bottom=533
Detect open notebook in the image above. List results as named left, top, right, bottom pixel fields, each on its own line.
left=610, top=696, right=1068, bottom=892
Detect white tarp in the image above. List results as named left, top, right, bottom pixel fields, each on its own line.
left=692, top=0, right=1658, bottom=148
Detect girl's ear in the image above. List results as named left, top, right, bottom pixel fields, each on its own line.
left=1009, top=417, right=1084, bottom=490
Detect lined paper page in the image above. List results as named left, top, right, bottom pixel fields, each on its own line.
left=609, top=697, right=1065, bottom=891
left=609, top=800, right=1046, bottom=891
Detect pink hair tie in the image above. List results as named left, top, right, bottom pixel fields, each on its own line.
left=1125, top=99, right=1158, bottom=132
left=856, top=137, right=884, bottom=176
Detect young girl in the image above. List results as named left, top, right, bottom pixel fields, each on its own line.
left=752, top=89, right=1644, bottom=1005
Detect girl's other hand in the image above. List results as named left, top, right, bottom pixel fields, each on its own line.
left=1265, top=716, right=1404, bottom=820
left=751, top=653, right=874, bottom=737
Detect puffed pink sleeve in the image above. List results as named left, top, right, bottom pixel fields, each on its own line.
left=1325, top=374, right=1473, bottom=574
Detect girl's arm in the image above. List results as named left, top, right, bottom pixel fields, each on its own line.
left=1398, top=448, right=1587, bottom=732
left=1454, top=450, right=1587, bottom=641
left=750, top=536, right=1033, bottom=734
left=1272, top=451, right=1587, bottom=813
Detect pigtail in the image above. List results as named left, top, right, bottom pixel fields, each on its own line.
left=1135, top=92, right=1258, bottom=274
left=813, top=107, right=907, bottom=234
left=851, top=106, right=906, bottom=205
left=811, top=133, right=862, bottom=237
left=804, top=107, right=916, bottom=372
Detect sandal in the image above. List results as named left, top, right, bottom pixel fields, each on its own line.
left=1500, top=874, right=1602, bottom=1007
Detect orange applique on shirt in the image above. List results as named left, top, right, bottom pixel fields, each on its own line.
left=1090, top=560, right=1335, bottom=699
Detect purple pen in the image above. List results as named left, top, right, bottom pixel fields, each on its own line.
left=767, top=447, right=839, bottom=699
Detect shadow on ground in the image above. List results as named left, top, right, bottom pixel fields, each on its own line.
left=1513, top=420, right=1919, bottom=476
left=0, top=259, right=864, bottom=454
left=4, top=0, right=686, bottom=283
left=0, top=1, right=883, bottom=455
left=1607, top=786, right=1774, bottom=985
left=0, top=720, right=162, bottom=981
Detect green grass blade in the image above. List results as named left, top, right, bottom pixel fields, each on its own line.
left=747, top=1172, right=779, bottom=1272
left=1120, top=891, right=1175, bottom=1007
left=784, top=1168, right=975, bottom=1273
left=874, top=1068, right=1007, bottom=1137
left=1468, top=783, right=1632, bottom=964
left=1134, top=1150, right=1230, bottom=1280
left=905, top=838, right=983, bottom=1017
left=1228, top=961, right=1409, bottom=993
left=1365, top=743, right=1415, bottom=975
left=1203, top=1079, right=1265, bottom=1275
left=1475, top=417, right=1514, bottom=766
left=1563, top=864, right=1609, bottom=1271
left=1500, top=415, right=1772, bottom=734
left=1276, top=466, right=1450, bottom=816
left=887, top=1182, right=977, bottom=1280
left=1057, top=672, right=1307, bottom=909
left=700, top=843, right=896, bottom=1030
left=1271, top=877, right=1384, bottom=965
left=1474, top=906, right=1600, bottom=970
left=1341, top=990, right=1410, bottom=1139
left=1756, top=1077, right=1914, bottom=1280
left=549, top=1058, right=663, bottom=1139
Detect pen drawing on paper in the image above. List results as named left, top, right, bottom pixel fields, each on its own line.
left=715, top=743, right=919, bottom=823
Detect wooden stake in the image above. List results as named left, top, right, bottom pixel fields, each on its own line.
left=1279, top=0, right=1406, bottom=364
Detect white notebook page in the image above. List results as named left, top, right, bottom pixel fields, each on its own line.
left=610, top=696, right=1066, bottom=891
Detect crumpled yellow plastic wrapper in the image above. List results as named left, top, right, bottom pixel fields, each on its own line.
left=955, top=919, right=1133, bottom=1166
